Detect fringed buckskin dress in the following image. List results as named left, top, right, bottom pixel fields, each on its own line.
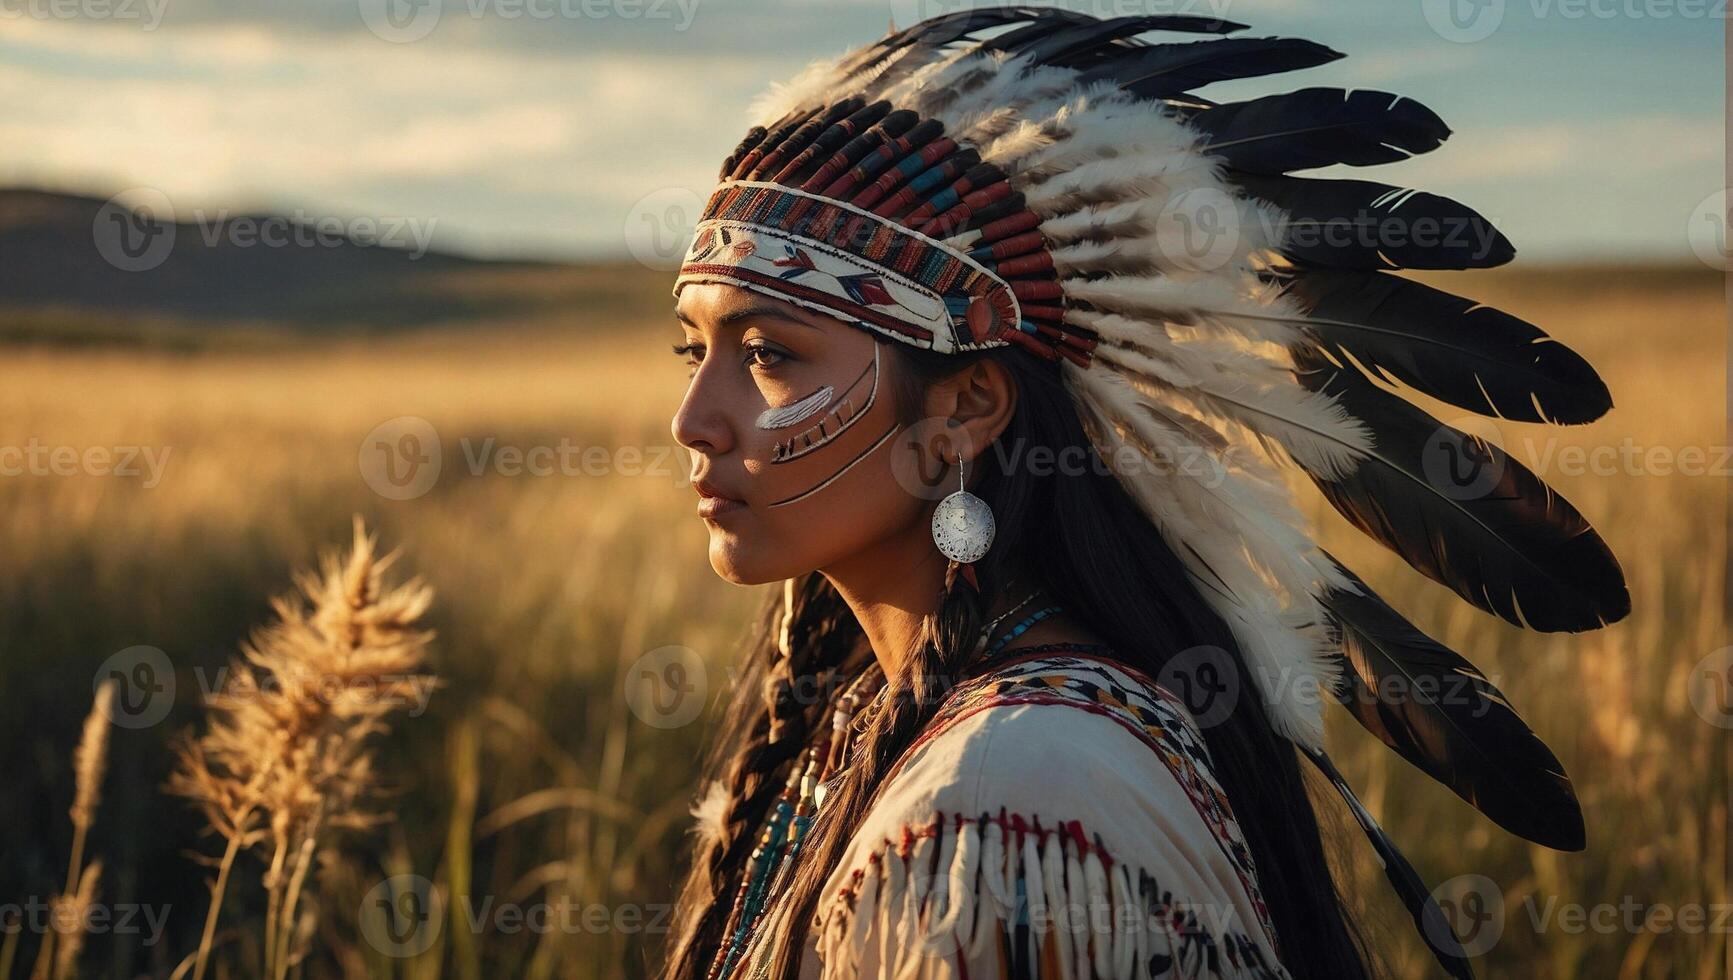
left=731, top=646, right=1287, bottom=980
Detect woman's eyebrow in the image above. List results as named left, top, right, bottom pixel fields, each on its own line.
left=674, top=303, right=819, bottom=330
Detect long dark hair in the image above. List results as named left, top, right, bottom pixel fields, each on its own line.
left=659, top=344, right=1370, bottom=980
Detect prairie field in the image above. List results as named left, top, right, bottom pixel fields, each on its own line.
left=0, top=263, right=1725, bottom=979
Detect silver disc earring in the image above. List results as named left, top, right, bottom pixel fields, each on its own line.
left=931, top=452, right=995, bottom=564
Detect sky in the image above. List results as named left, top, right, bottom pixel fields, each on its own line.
left=0, top=0, right=1723, bottom=264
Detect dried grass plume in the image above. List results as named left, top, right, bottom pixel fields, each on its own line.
left=167, top=518, right=438, bottom=980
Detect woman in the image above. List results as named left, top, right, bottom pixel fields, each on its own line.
left=659, top=11, right=1627, bottom=980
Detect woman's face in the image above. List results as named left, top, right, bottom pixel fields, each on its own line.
left=671, top=282, right=932, bottom=585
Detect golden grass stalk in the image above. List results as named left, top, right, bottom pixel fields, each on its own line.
left=30, top=680, right=115, bottom=980
left=48, top=862, right=101, bottom=980
left=166, top=518, right=437, bottom=980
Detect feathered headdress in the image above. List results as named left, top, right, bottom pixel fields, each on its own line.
left=672, top=10, right=1627, bottom=975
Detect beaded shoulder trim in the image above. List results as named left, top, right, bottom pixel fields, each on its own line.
left=896, top=650, right=1275, bottom=945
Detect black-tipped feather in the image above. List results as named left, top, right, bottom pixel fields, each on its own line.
left=981, top=14, right=1247, bottom=67
left=1294, top=352, right=1629, bottom=632
left=1237, top=174, right=1515, bottom=270
left=836, top=7, right=1077, bottom=76
left=1307, top=749, right=1476, bottom=980
left=1080, top=37, right=1343, bottom=98
left=1192, top=87, right=1450, bottom=173
left=1283, top=270, right=1612, bottom=424
left=1321, top=556, right=1586, bottom=850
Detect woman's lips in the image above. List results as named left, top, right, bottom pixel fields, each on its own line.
left=694, top=480, right=747, bottom=520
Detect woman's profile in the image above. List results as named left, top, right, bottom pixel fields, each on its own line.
left=657, top=10, right=1627, bottom=979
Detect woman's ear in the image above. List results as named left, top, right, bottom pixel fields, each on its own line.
left=921, top=358, right=1017, bottom=470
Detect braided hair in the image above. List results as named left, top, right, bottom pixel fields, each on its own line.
left=659, top=573, right=861, bottom=980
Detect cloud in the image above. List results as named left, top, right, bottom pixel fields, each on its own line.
left=0, top=5, right=1720, bottom=261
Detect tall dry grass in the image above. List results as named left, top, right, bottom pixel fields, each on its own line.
left=166, top=519, right=437, bottom=980
left=0, top=264, right=1722, bottom=978
left=26, top=681, right=114, bottom=980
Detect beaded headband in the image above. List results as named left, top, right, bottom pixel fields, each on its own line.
left=672, top=98, right=1095, bottom=366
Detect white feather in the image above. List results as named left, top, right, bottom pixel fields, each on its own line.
left=689, top=779, right=730, bottom=849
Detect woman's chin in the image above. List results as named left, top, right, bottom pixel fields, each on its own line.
left=705, top=530, right=808, bottom=586
left=705, top=533, right=770, bottom=586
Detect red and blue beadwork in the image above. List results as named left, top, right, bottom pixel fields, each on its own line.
left=673, top=97, right=1097, bottom=368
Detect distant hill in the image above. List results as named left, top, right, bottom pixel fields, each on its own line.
left=0, top=188, right=673, bottom=343
left=2, top=187, right=1712, bottom=349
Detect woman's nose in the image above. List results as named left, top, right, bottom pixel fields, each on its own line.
left=671, top=365, right=735, bottom=457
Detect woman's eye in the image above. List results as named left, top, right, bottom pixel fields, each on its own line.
left=672, top=343, right=704, bottom=365
left=744, top=344, right=787, bottom=369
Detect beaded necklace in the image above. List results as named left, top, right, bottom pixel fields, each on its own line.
left=706, top=666, right=883, bottom=980
left=705, top=598, right=1062, bottom=980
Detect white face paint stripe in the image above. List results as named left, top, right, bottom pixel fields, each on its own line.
left=756, top=385, right=835, bottom=430
left=767, top=423, right=903, bottom=508
left=772, top=343, right=881, bottom=464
